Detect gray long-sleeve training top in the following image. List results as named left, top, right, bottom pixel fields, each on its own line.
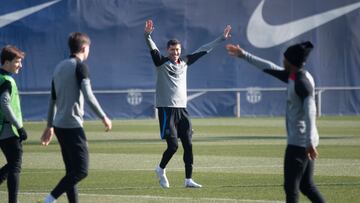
left=240, top=51, right=319, bottom=148
left=47, top=56, right=106, bottom=128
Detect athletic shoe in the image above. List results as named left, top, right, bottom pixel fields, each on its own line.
left=44, top=194, right=56, bottom=203
left=184, top=178, right=202, bottom=188
left=155, top=166, right=169, bottom=188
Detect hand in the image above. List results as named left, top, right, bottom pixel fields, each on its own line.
left=307, top=145, right=319, bottom=160
left=226, top=44, right=245, bottom=57
left=17, top=127, right=28, bottom=142
left=145, top=19, right=154, bottom=34
left=102, top=117, right=112, bottom=132
left=41, top=127, right=54, bottom=146
left=223, top=25, right=232, bottom=40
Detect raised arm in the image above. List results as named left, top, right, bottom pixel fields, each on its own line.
left=185, top=25, right=232, bottom=66
left=226, top=44, right=289, bottom=83
left=144, top=19, right=165, bottom=67
left=144, top=19, right=156, bottom=49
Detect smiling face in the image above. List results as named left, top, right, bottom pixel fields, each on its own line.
left=5, top=57, right=23, bottom=74
left=1, top=45, right=25, bottom=74
left=167, top=44, right=181, bottom=62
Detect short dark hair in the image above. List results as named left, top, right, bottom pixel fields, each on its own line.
left=68, top=32, right=91, bottom=54
left=167, top=39, right=181, bottom=49
left=1, top=45, right=25, bottom=65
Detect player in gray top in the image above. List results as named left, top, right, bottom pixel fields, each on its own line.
left=226, top=41, right=325, bottom=203
left=145, top=19, right=231, bottom=188
left=41, top=32, right=112, bottom=203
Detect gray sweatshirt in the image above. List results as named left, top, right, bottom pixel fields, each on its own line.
left=145, top=33, right=226, bottom=108
left=47, top=56, right=106, bottom=128
left=240, top=51, right=319, bottom=148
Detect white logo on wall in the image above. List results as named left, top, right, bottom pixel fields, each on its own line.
left=127, top=90, right=143, bottom=106
left=246, top=87, right=262, bottom=104
left=247, top=0, right=360, bottom=48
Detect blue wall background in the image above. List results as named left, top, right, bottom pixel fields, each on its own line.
left=1, top=0, right=359, bottom=120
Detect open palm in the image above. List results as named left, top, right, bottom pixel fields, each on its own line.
left=145, top=19, right=154, bottom=34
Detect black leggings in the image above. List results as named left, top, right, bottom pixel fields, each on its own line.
left=158, top=107, right=193, bottom=178
left=284, top=145, right=325, bottom=203
left=51, top=127, right=89, bottom=203
left=0, top=136, right=22, bottom=203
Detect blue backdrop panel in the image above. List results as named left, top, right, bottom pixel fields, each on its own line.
left=187, top=92, right=237, bottom=117
left=89, top=93, right=155, bottom=119
left=0, top=0, right=359, bottom=120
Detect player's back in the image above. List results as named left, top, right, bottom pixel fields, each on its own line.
left=52, top=58, right=84, bottom=128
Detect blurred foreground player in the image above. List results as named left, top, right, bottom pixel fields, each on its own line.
left=226, top=41, right=325, bottom=203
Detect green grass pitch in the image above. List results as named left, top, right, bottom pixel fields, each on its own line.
left=1, top=116, right=359, bottom=202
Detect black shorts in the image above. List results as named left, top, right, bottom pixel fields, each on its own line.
left=157, top=107, right=192, bottom=140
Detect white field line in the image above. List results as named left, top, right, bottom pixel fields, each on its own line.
left=0, top=191, right=283, bottom=203
left=20, top=162, right=360, bottom=173
left=14, top=181, right=360, bottom=193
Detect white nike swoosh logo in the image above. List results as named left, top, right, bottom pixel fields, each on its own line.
left=0, top=0, right=61, bottom=28
left=187, top=92, right=206, bottom=101
left=247, top=0, right=360, bottom=48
